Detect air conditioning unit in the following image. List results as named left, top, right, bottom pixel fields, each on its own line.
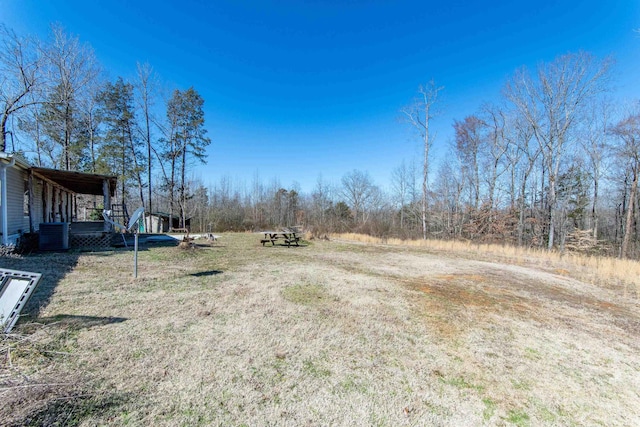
left=39, top=222, right=70, bottom=251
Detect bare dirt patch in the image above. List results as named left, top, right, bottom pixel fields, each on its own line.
left=2, top=234, right=639, bottom=426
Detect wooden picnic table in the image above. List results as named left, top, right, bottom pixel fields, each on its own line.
left=259, top=231, right=301, bottom=247
left=169, top=227, right=190, bottom=234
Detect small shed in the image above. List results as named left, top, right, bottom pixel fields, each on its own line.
left=146, top=212, right=191, bottom=233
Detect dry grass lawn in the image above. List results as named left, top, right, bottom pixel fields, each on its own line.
left=1, top=233, right=639, bottom=426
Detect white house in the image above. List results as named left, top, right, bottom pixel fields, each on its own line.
left=0, top=151, right=117, bottom=246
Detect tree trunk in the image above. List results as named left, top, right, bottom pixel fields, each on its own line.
left=517, top=178, right=528, bottom=247
left=146, top=110, right=152, bottom=232
left=181, top=133, right=187, bottom=229
left=422, top=119, right=429, bottom=240
left=473, top=157, right=479, bottom=209
left=1, top=114, right=8, bottom=152
left=592, top=177, right=599, bottom=239
left=121, top=127, right=126, bottom=209
left=128, top=126, right=145, bottom=214
left=169, top=144, right=176, bottom=231
left=89, top=110, right=96, bottom=173
left=65, top=103, right=71, bottom=170
left=547, top=164, right=556, bottom=250
left=620, top=170, right=637, bottom=259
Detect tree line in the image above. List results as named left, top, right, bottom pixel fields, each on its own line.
left=200, top=51, right=640, bottom=259
left=3, top=25, right=640, bottom=258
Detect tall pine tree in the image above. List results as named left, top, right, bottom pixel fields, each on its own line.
left=165, top=87, right=211, bottom=229
left=97, top=77, right=145, bottom=212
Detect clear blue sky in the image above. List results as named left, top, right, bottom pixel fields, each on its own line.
left=4, top=0, right=640, bottom=192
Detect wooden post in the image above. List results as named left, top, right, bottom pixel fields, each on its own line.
left=103, top=179, right=111, bottom=232
left=65, top=192, right=70, bottom=222
left=42, top=181, right=49, bottom=222
left=51, top=185, right=57, bottom=222
left=28, top=171, right=35, bottom=232
left=63, top=192, right=67, bottom=222
left=57, top=189, right=63, bottom=221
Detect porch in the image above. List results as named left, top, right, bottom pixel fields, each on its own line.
left=27, top=167, right=118, bottom=250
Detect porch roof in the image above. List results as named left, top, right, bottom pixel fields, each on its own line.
left=31, top=167, right=117, bottom=196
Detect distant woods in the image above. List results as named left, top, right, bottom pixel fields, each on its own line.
left=209, top=51, right=640, bottom=260
left=2, top=25, right=640, bottom=258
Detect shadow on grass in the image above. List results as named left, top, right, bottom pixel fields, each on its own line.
left=190, top=270, right=223, bottom=277
left=269, top=243, right=309, bottom=248
left=0, top=252, right=82, bottom=320
left=4, top=388, right=135, bottom=427
left=29, top=314, right=127, bottom=330
left=0, top=254, right=134, bottom=427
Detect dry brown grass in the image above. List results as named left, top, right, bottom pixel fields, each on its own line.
left=1, top=233, right=639, bottom=426
left=333, top=232, right=640, bottom=296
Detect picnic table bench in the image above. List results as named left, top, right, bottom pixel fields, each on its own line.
left=169, top=227, right=189, bottom=234
left=259, top=231, right=301, bottom=247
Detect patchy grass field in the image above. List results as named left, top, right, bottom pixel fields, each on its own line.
left=1, top=233, right=639, bottom=426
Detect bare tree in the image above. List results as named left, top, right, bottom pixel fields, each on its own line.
left=0, top=25, right=43, bottom=152
left=610, top=112, right=640, bottom=258
left=391, top=159, right=416, bottom=231
left=136, top=62, right=158, bottom=231
left=184, top=175, right=208, bottom=232
left=402, top=80, right=444, bottom=239
left=249, top=171, right=266, bottom=229
left=505, top=52, right=611, bottom=249
left=580, top=100, right=613, bottom=239
left=75, top=72, right=104, bottom=173
left=341, top=169, right=376, bottom=226
left=504, top=109, right=541, bottom=246
left=453, top=115, right=483, bottom=209
left=41, top=23, right=100, bottom=170
left=309, top=175, right=335, bottom=234
left=17, top=96, right=48, bottom=165
left=481, top=104, right=509, bottom=212
left=432, top=156, right=465, bottom=238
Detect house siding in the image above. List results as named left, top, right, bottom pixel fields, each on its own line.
left=1, top=157, right=116, bottom=246
left=5, top=166, right=28, bottom=236
left=31, top=177, right=43, bottom=231
left=2, top=166, right=64, bottom=240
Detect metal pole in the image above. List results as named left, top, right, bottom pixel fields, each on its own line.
left=134, top=231, right=138, bottom=278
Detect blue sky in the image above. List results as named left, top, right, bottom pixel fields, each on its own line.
left=3, top=0, right=640, bottom=192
